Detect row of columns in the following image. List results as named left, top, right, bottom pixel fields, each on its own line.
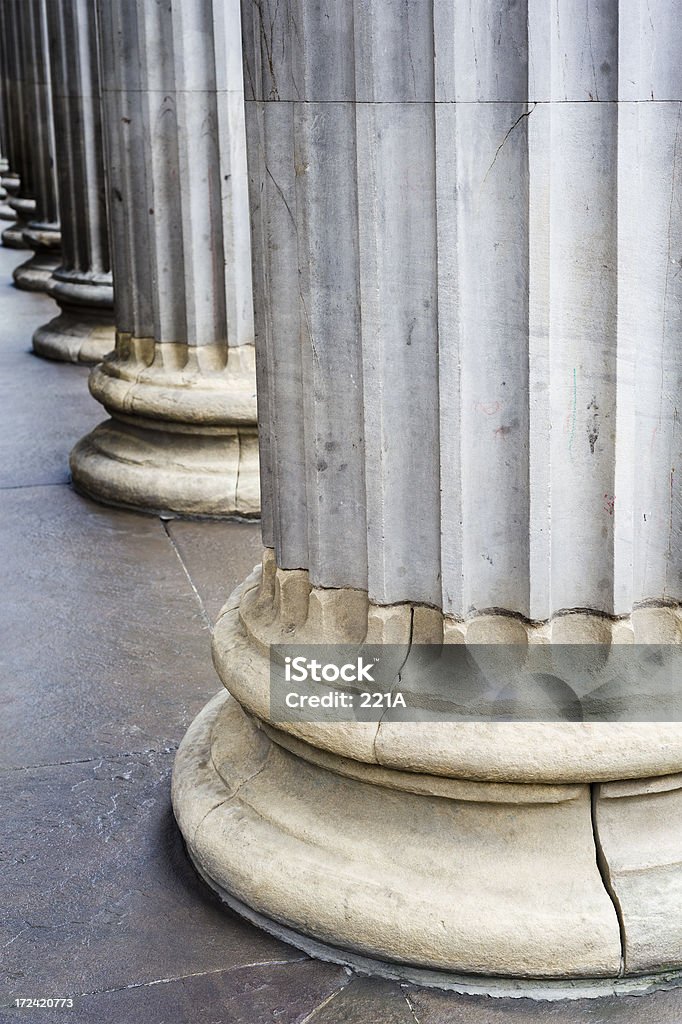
left=3, top=0, right=682, bottom=991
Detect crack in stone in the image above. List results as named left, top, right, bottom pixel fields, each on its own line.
left=75, top=957, right=310, bottom=1000
left=299, top=976, right=353, bottom=1023
left=161, top=520, right=213, bottom=634
left=481, top=102, right=537, bottom=187
left=590, top=782, right=627, bottom=976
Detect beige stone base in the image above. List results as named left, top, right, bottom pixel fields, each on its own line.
left=173, top=690, right=624, bottom=982
left=69, top=416, right=259, bottom=518
left=32, top=308, right=115, bottom=365
left=173, top=561, right=682, bottom=983
left=13, top=251, right=61, bottom=292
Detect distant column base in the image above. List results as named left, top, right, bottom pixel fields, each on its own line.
left=69, top=415, right=260, bottom=518
left=33, top=273, right=115, bottom=364
left=13, top=223, right=62, bottom=291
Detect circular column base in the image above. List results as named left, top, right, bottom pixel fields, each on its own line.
left=175, top=688, right=682, bottom=993
left=0, top=201, right=15, bottom=222
left=69, top=416, right=260, bottom=518
left=13, top=251, right=61, bottom=292
left=32, top=307, right=115, bottom=365
left=173, top=566, right=682, bottom=989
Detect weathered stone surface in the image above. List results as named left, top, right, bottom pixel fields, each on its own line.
left=174, top=691, right=622, bottom=979
left=595, top=777, right=682, bottom=975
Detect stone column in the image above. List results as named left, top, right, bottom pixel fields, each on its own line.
left=69, top=0, right=258, bottom=517
left=33, top=0, right=114, bottom=364
left=0, top=11, right=14, bottom=223
left=173, top=0, right=682, bottom=988
left=13, top=0, right=61, bottom=291
left=0, top=0, right=35, bottom=248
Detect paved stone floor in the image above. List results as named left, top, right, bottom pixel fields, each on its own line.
left=1, top=242, right=681, bottom=1024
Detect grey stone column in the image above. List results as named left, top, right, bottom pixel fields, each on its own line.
left=33, top=0, right=114, bottom=364
left=174, top=0, right=682, bottom=987
left=0, top=9, right=14, bottom=222
left=13, top=0, right=61, bottom=291
left=0, top=0, right=35, bottom=248
left=69, top=0, right=258, bottom=517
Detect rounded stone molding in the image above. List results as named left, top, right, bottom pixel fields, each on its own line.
left=32, top=271, right=115, bottom=365
left=70, top=334, right=260, bottom=517
left=32, top=309, right=114, bottom=365
left=69, top=416, right=259, bottom=520
left=2, top=197, right=34, bottom=249
left=13, top=222, right=62, bottom=292
left=173, top=560, right=682, bottom=984
left=210, top=554, right=682, bottom=785
left=88, top=336, right=258, bottom=428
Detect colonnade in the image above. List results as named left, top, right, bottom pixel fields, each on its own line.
left=3, top=0, right=682, bottom=991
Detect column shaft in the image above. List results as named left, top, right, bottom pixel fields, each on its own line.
left=33, top=0, right=115, bottom=364
left=13, top=0, right=62, bottom=290
left=0, top=0, right=34, bottom=247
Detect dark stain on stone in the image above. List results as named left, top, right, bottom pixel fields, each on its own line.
left=587, top=396, right=599, bottom=454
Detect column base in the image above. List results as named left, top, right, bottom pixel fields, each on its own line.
left=13, top=223, right=62, bottom=291
left=3, top=198, right=36, bottom=250
left=172, top=561, right=682, bottom=987
left=32, top=308, right=115, bottom=364
left=69, top=416, right=259, bottom=518
left=13, top=251, right=61, bottom=291
left=33, top=274, right=115, bottom=364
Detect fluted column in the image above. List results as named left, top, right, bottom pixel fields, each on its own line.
left=0, top=0, right=35, bottom=247
left=69, top=0, right=258, bottom=517
left=0, top=9, right=14, bottom=222
left=13, top=0, right=62, bottom=291
left=174, top=0, right=682, bottom=987
left=33, top=0, right=114, bottom=364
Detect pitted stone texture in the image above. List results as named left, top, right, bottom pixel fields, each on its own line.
left=173, top=690, right=622, bottom=980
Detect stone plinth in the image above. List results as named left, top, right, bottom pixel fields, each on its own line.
left=173, top=0, right=682, bottom=990
left=70, top=0, right=258, bottom=517
left=33, top=0, right=114, bottom=364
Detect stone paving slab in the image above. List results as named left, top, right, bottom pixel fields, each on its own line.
left=1, top=752, right=303, bottom=1009
left=0, top=250, right=102, bottom=489
left=0, top=485, right=220, bottom=769
left=166, top=520, right=263, bottom=624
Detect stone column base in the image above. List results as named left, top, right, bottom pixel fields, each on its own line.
left=13, top=223, right=62, bottom=291
left=33, top=307, right=115, bottom=364
left=69, top=416, right=259, bottom=518
left=33, top=275, right=115, bottom=364
left=2, top=197, right=35, bottom=249
left=172, top=561, right=682, bottom=988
